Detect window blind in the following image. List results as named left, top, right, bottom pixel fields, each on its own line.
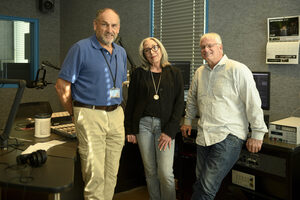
left=14, top=21, right=29, bottom=63
left=0, top=20, right=14, bottom=61
left=152, top=0, right=206, bottom=80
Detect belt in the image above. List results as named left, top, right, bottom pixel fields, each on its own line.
left=73, top=101, right=119, bottom=112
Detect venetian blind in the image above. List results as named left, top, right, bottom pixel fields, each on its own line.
left=14, top=21, right=29, bottom=63
left=152, top=0, right=206, bottom=80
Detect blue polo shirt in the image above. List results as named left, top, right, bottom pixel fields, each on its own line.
left=59, top=34, right=127, bottom=106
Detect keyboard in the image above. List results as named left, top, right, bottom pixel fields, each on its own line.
left=51, top=111, right=76, bottom=139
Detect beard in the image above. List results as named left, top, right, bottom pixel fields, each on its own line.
left=97, top=32, right=117, bottom=46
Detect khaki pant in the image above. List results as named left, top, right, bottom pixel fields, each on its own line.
left=74, top=106, right=125, bottom=200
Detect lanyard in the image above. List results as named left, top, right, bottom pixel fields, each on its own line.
left=101, top=50, right=118, bottom=88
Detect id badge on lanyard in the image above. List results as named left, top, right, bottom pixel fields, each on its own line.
left=110, top=87, right=120, bottom=98
left=101, top=50, right=121, bottom=99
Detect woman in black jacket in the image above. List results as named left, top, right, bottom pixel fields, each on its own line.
left=124, top=37, right=184, bottom=200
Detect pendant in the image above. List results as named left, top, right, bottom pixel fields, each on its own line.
left=153, top=94, right=159, bottom=100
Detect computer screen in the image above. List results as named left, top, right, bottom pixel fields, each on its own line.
left=170, top=61, right=190, bottom=90
left=268, top=15, right=300, bottom=42
left=2, top=63, right=31, bottom=83
left=252, top=72, right=270, bottom=110
left=170, top=61, right=191, bottom=102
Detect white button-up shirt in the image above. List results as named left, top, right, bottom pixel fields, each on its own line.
left=184, top=55, right=268, bottom=146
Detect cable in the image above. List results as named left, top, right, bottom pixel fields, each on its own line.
left=5, top=164, right=34, bottom=184
left=290, top=106, right=300, bottom=117
left=0, top=138, right=25, bottom=156
left=116, top=36, right=137, bottom=71
left=41, top=60, right=61, bottom=70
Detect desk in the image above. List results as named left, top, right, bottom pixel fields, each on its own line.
left=228, top=136, right=300, bottom=200
left=0, top=120, right=78, bottom=200
left=175, top=131, right=300, bottom=200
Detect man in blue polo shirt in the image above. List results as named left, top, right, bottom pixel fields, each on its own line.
left=55, top=8, right=127, bottom=200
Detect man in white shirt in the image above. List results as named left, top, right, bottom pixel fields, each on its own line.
left=181, top=32, right=268, bottom=200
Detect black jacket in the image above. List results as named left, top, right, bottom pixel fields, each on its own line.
left=124, top=65, right=184, bottom=139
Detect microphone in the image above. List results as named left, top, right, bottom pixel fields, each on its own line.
left=41, top=61, right=60, bottom=70
left=26, top=61, right=59, bottom=89
left=26, top=67, right=47, bottom=89
left=26, top=79, right=47, bottom=89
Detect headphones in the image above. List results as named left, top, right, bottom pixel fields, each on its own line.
left=16, top=150, right=47, bottom=167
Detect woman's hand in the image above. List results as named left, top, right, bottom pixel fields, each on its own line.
left=126, top=134, right=137, bottom=144
left=158, top=133, right=172, bottom=151
left=180, top=124, right=192, bottom=138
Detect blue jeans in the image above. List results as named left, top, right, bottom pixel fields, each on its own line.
left=191, top=134, right=244, bottom=200
left=136, top=116, right=176, bottom=200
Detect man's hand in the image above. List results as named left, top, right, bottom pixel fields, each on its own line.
left=55, top=78, right=73, bottom=115
left=180, top=124, right=192, bottom=138
left=158, top=133, right=172, bottom=151
left=126, top=134, right=137, bottom=144
left=246, top=138, right=263, bottom=153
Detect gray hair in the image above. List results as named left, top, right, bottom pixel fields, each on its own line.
left=200, top=32, right=222, bottom=45
left=138, top=37, right=170, bottom=69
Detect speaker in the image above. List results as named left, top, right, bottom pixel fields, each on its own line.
left=39, top=0, right=55, bottom=13
left=16, top=150, right=47, bottom=167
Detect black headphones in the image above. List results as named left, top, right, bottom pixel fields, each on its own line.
left=16, top=150, right=47, bottom=167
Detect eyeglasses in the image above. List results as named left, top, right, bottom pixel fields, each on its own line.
left=200, top=43, right=219, bottom=50
left=143, top=45, right=160, bottom=54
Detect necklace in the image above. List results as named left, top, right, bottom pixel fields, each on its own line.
left=150, top=71, right=162, bottom=100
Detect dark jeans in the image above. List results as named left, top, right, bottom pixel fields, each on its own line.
left=191, top=134, right=244, bottom=200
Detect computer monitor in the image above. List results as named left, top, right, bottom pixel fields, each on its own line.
left=170, top=61, right=190, bottom=90
left=170, top=61, right=191, bottom=102
left=2, top=63, right=31, bottom=83
left=252, top=72, right=270, bottom=110
left=0, top=79, right=26, bottom=148
left=268, top=15, right=300, bottom=42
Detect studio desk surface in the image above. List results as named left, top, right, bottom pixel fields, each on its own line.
left=178, top=118, right=300, bottom=200
left=0, top=119, right=78, bottom=195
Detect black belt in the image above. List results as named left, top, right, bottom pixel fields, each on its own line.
left=73, top=101, right=118, bottom=112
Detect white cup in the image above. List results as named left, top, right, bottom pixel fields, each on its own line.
left=34, top=113, right=51, bottom=138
